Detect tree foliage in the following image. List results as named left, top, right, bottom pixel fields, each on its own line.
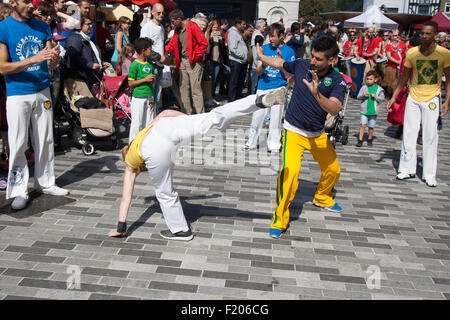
left=298, top=0, right=337, bottom=24
left=336, top=0, right=364, bottom=12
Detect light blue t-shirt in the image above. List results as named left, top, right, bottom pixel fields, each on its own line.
left=0, top=16, right=52, bottom=96
left=257, top=43, right=295, bottom=90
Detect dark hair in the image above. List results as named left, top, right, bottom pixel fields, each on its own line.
left=423, top=21, right=438, bottom=33
left=290, top=22, right=300, bottom=33
left=268, top=23, right=285, bottom=36
left=254, top=35, right=264, bottom=46
left=409, top=31, right=422, bottom=46
left=312, top=36, right=339, bottom=58
left=134, top=37, right=153, bottom=54
left=168, top=8, right=184, bottom=21
left=234, top=17, right=245, bottom=26
left=115, top=16, right=131, bottom=32
left=366, top=70, right=378, bottom=78
left=80, top=15, right=92, bottom=28
left=35, top=1, right=53, bottom=17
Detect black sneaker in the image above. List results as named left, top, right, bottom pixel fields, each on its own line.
left=367, top=139, right=373, bottom=147
left=356, top=140, right=363, bottom=147
left=160, top=229, right=193, bottom=241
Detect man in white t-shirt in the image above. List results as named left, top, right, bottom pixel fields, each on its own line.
left=140, top=3, right=166, bottom=115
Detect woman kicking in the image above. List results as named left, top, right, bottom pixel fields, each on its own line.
left=108, top=88, right=286, bottom=241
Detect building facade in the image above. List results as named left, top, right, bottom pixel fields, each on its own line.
left=363, top=0, right=443, bottom=15
left=257, top=0, right=299, bottom=28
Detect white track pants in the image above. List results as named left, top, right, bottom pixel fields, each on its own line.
left=245, top=87, right=285, bottom=151
left=129, top=96, right=154, bottom=142
left=6, top=88, right=55, bottom=199
left=140, top=95, right=260, bottom=233
left=398, top=94, right=440, bottom=182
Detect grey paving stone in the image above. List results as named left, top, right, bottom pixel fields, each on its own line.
left=149, top=280, right=198, bottom=293
left=202, top=270, right=249, bottom=281
left=81, top=267, right=129, bottom=278
left=225, top=280, right=273, bottom=292
left=319, top=274, right=367, bottom=285
left=89, top=293, right=141, bottom=300
left=2, top=268, right=53, bottom=279
left=18, top=254, right=66, bottom=264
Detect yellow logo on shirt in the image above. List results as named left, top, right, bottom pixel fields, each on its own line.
left=43, top=101, right=51, bottom=111
left=429, top=102, right=437, bottom=110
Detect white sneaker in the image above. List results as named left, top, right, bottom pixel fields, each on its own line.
left=256, top=87, right=287, bottom=108
left=11, top=195, right=29, bottom=210
left=425, top=179, right=437, bottom=187
left=39, top=185, right=69, bottom=196
left=396, top=173, right=415, bottom=180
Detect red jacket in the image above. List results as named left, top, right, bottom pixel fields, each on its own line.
left=165, top=21, right=208, bottom=68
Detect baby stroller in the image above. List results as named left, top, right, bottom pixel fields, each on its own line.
left=93, top=75, right=132, bottom=138
left=54, top=77, right=118, bottom=155
left=325, top=73, right=353, bottom=147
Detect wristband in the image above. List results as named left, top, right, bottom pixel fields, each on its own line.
left=117, top=221, right=127, bottom=233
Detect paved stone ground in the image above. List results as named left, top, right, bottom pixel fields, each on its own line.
left=0, top=94, right=449, bottom=300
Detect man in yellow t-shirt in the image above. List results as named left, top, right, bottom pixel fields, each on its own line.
left=387, top=21, right=450, bottom=187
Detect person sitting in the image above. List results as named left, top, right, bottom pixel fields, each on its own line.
left=65, top=16, right=110, bottom=89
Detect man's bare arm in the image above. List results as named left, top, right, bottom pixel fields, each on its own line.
left=0, top=41, right=57, bottom=75
left=386, top=66, right=412, bottom=111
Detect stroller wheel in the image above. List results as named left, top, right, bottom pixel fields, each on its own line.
left=82, top=143, right=95, bottom=156
left=341, top=125, right=349, bottom=145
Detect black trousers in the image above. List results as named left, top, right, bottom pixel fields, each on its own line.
left=227, top=60, right=246, bottom=102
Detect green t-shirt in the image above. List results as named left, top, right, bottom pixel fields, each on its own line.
left=365, top=85, right=378, bottom=116
left=128, top=60, right=155, bottom=98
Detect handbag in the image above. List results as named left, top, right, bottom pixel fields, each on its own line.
left=161, top=65, right=172, bottom=88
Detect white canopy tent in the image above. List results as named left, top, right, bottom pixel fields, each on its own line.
left=343, top=6, right=399, bottom=30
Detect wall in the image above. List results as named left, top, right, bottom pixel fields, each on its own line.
left=257, top=0, right=299, bottom=29
left=363, top=0, right=408, bottom=14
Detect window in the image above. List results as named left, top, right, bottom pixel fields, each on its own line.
left=446, top=2, right=450, bottom=14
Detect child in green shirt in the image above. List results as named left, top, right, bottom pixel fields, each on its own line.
left=128, top=38, right=155, bottom=142
left=356, top=71, right=385, bottom=147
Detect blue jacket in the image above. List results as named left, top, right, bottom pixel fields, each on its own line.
left=65, top=31, right=102, bottom=87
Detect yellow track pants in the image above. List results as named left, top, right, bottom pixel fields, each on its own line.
left=271, top=129, right=341, bottom=230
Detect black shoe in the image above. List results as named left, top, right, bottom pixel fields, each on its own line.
left=356, top=140, right=363, bottom=147
left=160, top=229, right=193, bottom=241
left=367, top=139, right=373, bottom=147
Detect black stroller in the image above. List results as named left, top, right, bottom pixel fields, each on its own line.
left=324, top=74, right=352, bottom=147
left=53, top=76, right=119, bottom=156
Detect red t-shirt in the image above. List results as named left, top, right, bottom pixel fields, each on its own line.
left=355, top=37, right=379, bottom=60
left=385, top=41, right=407, bottom=68
left=342, top=40, right=354, bottom=57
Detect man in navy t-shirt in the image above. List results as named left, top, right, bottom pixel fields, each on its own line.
left=0, top=0, right=69, bottom=210
left=255, top=36, right=347, bottom=239
left=244, top=23, right=295, bottom=152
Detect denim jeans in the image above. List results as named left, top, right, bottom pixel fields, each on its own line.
left=250, top=67, right=258, bottom=95
left=210, top=60, right=221, bottom=97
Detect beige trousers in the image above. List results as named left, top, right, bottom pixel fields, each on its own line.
left=179, top=58, right=204, bottom=114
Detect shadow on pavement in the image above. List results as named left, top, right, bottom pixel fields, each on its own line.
left=124, top=179, right=321, bottom=238
left=0, top=191, right=76, bottom=219
left=56, top=155, right=122, bottom=188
